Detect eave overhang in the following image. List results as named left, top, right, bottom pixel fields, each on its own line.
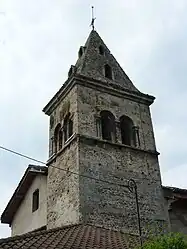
left=1, top=165, right=48, bottom=225
left=42, top=74, right=155, bottom=116
left=163, top=186, right=187, bottom=200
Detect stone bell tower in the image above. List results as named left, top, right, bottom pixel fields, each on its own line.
left=43, top=30, right=169, bottom=235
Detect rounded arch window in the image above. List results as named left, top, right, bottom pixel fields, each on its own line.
left=63, top=113, right=73, bottom=142
left=54, top=123, right=62, bottom=152
left=100, top=110, right=116, bottom=141
left=120, top=115, right=135, bottom=146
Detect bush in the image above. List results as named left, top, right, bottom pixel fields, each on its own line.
left=137, top=233, right=187, bottom=249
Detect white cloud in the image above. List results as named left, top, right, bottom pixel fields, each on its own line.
left=162, top=164, right=187, bottom=189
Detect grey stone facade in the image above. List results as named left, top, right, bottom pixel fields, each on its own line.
left=163, top=187, right=187, bottom=234
left=43, top=30, right=170, bottom=236
left=169, top=206, right=187, bottom=234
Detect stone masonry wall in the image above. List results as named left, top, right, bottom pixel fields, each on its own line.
left=169, top=201, right=187, bottom=234
left=77, top=84, right=169, bottom=235
left=47, top=85, right=80, bottom=229
left=47, top=140, right=80, bottom=229
left=77, top=84, right=156, bottom=152
left=46, top=81, right=169, bottom=233
left=48, top=85, right=78, bottom=157
left=78, top=139, right=168, bottom=236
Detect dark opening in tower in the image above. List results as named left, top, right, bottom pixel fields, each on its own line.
left=104, top=64, right=112, bottom=79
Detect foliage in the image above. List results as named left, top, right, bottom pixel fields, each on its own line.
left=137, top=233, right=187, bottom=249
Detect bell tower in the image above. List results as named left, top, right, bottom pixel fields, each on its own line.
left=43, top=30, right=169, bottom=235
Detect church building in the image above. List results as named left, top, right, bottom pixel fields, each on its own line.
left=0, top=29, right=187, bottom=249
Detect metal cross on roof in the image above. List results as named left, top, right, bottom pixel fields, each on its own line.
left=90, top=6, right=96, bottom=30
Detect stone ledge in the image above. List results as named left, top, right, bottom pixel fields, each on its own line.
left=77, top=134, right=160, bottom=156
left=43, top=73, right=155, bottom=115
left=47, top=133, right=159, bottom=166
left=46, top=133, right=77, bottom=165
left=76, top=75, right=154, bottom=106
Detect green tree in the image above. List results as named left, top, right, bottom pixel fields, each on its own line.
left=137, top=233, right=187, bottom=249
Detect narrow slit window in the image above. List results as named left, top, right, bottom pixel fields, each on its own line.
left=99, top=45, right=105, bottom=55
left=32, top=189, right=39, bottom=212
left=104, top=64, right=112, bottom=79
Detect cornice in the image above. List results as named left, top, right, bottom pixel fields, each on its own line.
left=43, top=74, right=155, bottom=116
left=47, top=133, right=159, bottom=167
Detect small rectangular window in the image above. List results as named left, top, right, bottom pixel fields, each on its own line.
left=32, top=189, right=39, bottom=212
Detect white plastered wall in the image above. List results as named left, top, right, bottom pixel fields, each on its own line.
left=11, top=175, right=47, bottom=236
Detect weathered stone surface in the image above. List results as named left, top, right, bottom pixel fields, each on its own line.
left=47, top=139, right=80, bottom=229
left=48, top=86, right=78, bottom=157
left=78, top=137, right=168, bottom=236
left=77, top=84, right=156, bottom=152
left=169, top=205, right=187, bottom=234
left=46, top=80, right=169, bottom=234
left=75, top=30, right=140, bottom=93
left=163, top=187, right=187, bottom=234
left=47, top=85, right=80, bottom=229
left=46, top=30, right=170, bottom=235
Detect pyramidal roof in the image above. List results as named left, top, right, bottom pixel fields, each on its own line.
left=43, top=30, right=155, bottom=115
left=75, top=30, right=139, bottom=93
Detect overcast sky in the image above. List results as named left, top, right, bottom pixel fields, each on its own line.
left=0, top=0, right=187, bottom=238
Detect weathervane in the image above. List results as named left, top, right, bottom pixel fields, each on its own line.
left=90, top=6, right=96, bottom=30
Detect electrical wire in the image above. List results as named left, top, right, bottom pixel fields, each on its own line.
left=0, top=145, right=142, bottom=245
left=0, top=145, right=129, bottom=189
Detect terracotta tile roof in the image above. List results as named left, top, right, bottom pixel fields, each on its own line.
left=0, top=224, right=139, bottom=249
